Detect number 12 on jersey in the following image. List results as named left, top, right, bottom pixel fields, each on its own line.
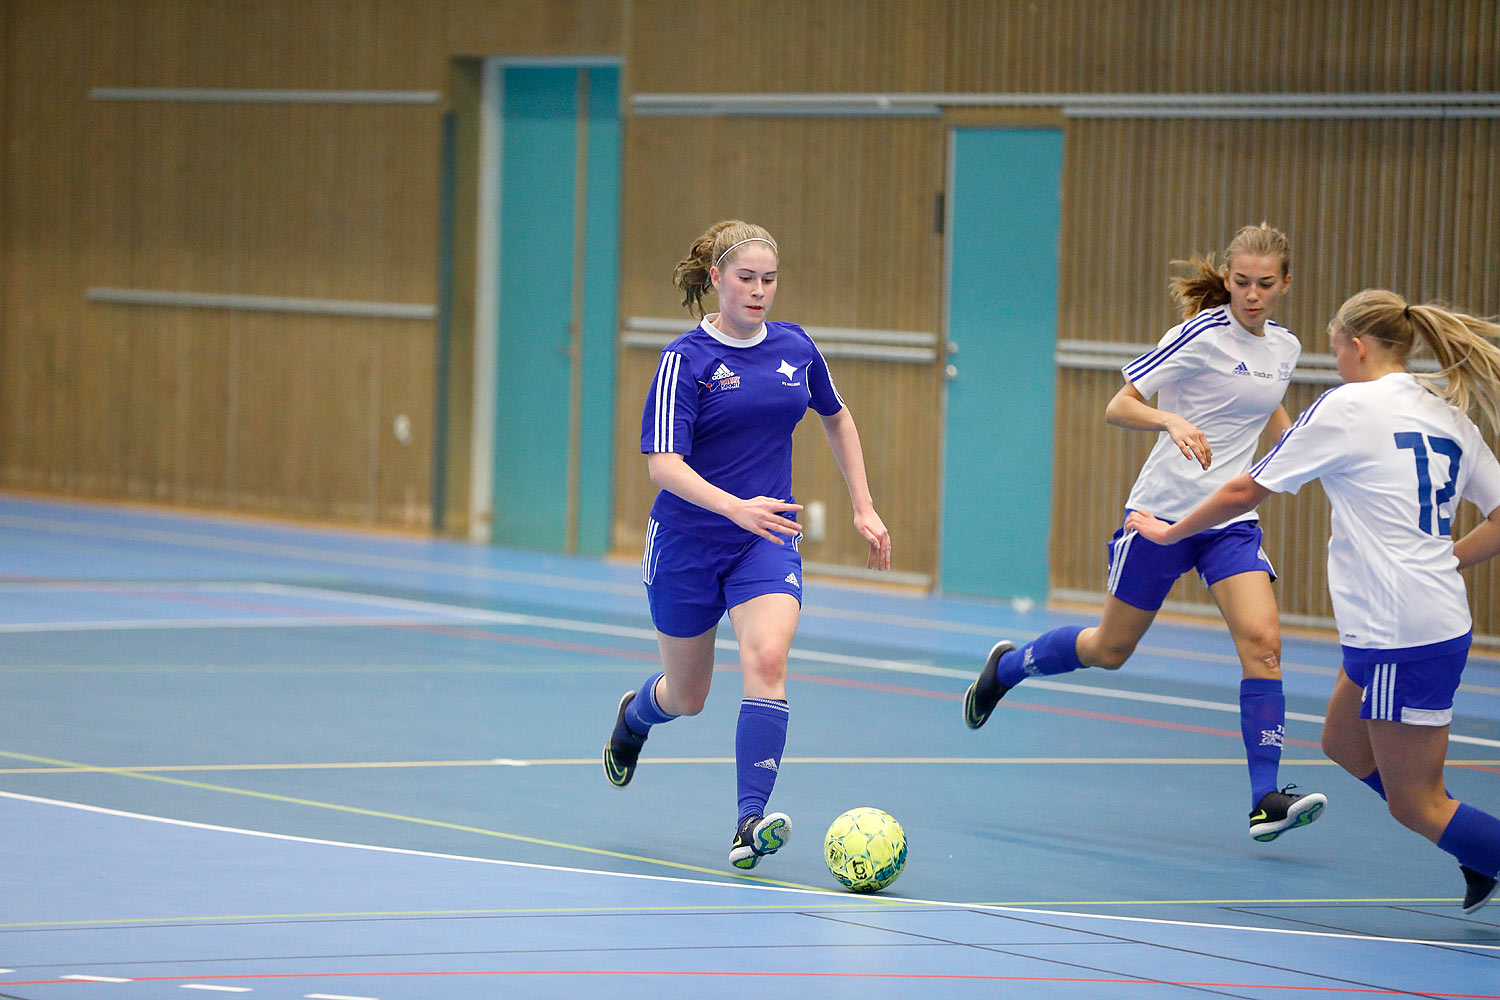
left=1395, top=432, right=1462, bottom=537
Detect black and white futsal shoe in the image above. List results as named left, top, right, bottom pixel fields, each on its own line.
left=1461, top=865, right=1497, bottom=914
left=963, top=640, right=1015, bottom=730
left=603, top=691, right=646, bottom=787
left=1249, top=785, right=1327, bottom=842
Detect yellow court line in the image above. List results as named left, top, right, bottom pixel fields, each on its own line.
left=0, top=749, right=825, bottom=893
left=5, top=756, right=1498, bottom=775
left=0, top=894, right=1464, bottom=930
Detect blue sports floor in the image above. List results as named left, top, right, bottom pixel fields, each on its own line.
left=1, top=493, right=1498, bottom=998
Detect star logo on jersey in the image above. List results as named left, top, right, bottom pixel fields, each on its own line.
left=776, top=360, right=802, bottom=386
left=1232, top=361, right=1251, bottom=376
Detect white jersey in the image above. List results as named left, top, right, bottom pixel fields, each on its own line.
left=1251, top=372, right=1500, bottom=650
left=1123, top=306, right=1301, bottom=524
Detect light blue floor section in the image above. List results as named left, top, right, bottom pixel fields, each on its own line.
left=2, top=494, right=1498, bottom=998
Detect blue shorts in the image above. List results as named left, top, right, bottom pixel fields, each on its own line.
left=1343, top=632, right=1471, bottom=727
left=1106, top=513, right=1276, bottom=612
left=641, top=517, right=804, bottom=638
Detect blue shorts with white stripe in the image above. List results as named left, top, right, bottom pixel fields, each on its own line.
left=1343, top=631, right=1472, bottom=727
left=1105, top=513, right=1275, bottom=612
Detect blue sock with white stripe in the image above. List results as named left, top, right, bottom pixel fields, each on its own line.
left=621, top=672, right=676, bottom=739
left=1438, top=803, right=1500, bottom=877
left=736, top=698, right=789, bottom=824
left=995, top=626, right=1087, bottom=688
left=1240, top=678, right=1285, bottom=809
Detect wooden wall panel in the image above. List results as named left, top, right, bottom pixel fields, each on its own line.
left=944, top=0, right=1498, bottom=93
left=1, top=0, right=620, bottom=529
left=627, top=0, right=1499, bottom=96
left=624, top=0, right=952, bottom=95
left=614, top=114, right=946, bottom=578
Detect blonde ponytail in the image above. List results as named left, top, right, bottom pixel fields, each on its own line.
left=1336, top=289, right=1500, bottom=431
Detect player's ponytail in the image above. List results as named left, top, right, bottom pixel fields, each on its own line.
left=673, top=220, right=778, bottom=318
left=1168, top=222, right=1291, bottom=320
left=1336, top=289, right=1500, bottom=432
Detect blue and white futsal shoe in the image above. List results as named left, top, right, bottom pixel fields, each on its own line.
left=729, top=812, right=792, bottom=870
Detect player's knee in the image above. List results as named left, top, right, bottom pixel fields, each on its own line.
left=675, top=692, right=708, bottom=716
left=1241, top=629, right=1282, bottom=678
left=1384, top=791, right=1443, bottom=838
left=1087, top=644, right=1132, bottom=670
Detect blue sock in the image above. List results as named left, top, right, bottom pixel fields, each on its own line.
left=735, top=698, right=789, bottom=824
left=1360, top=769, right=1386, bottom=800
left=1437, top=803, right=1500, bottom=877
left=620, top=672, right=676, bottom=741
left=995, top=625, right=1087, bottom=688
left=1240, top=678, right=1285, bottom=809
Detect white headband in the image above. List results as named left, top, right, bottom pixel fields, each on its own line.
left=714, top=237, right=777, bottom=268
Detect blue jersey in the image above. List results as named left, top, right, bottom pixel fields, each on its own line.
left=640, top=319, right=845, bottom=540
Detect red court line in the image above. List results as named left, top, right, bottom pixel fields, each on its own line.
left=3, top=969, right=1496, bottom=996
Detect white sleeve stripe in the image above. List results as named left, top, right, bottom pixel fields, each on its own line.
left=653, top=352, right=681, bottom=453
left=666, top=352, right=679, bottom=451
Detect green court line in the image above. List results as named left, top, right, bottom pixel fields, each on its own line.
left=0, top=749, right=824, bottom=892
left=6, top=755, right=1433, bottom=776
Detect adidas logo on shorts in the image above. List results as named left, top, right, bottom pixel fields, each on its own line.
left=784, top=572, right=799, bottom=587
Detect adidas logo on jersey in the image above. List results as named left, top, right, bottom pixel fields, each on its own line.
left=753, top=757, right=780, bottom=771
left=1233, top=361, right=1251, bottom=376
left=784, top=572, right=800, bottom=588
left=706, top=361, right=741, bottom=392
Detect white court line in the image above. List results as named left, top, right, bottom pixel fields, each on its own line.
left=181, top=986, right=252, bottom=993
left=0, top=615, right=489, bottom=634
left=62, top=974, right=133, bottom=982
left=3, top=789, right=1495, bottom=954
left=4, top=578, right=1497, bottom=747
left=306, top=994, right=379, bottom=1000
left=252, top=583, right=1500, bottom=749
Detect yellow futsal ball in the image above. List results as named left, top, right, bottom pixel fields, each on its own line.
left=824, top=807, right=907, bottom=893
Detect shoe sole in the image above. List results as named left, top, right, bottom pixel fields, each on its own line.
left=603, top=691, right=638, bottom=788
left=729, top=813, right=792, bottom=870
left=1251, top=793, right=1327, bottom=842
left=963, top=641, right=1014, bottom=730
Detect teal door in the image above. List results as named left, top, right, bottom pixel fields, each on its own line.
left=941, top=127, right=1063, bottom=600
left=493, top=65, right=619, bottom=553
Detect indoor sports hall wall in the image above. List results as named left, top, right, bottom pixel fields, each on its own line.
left=613, top=0, right=1500, bottom=634
left=2, top=1, right=1497, bottom=638
left=0, top=0, right=619, bottom=527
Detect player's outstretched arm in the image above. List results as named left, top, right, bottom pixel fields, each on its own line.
left=818, top=407, right=891, bottom=570
left=1105, top=381, right=1212, bottom=470
left=646, top=452, right=802, bottom=544
left=1454, top=505, right=1500, bottom=570
left=1124, top=473, right=1271, bottom=545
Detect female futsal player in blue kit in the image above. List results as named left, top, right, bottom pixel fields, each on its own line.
left=1127, top=289, right=1500, bottom=912
left=964, top=223, right=1329, bottom=842
left=604, top=220, right=892, bottom=870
